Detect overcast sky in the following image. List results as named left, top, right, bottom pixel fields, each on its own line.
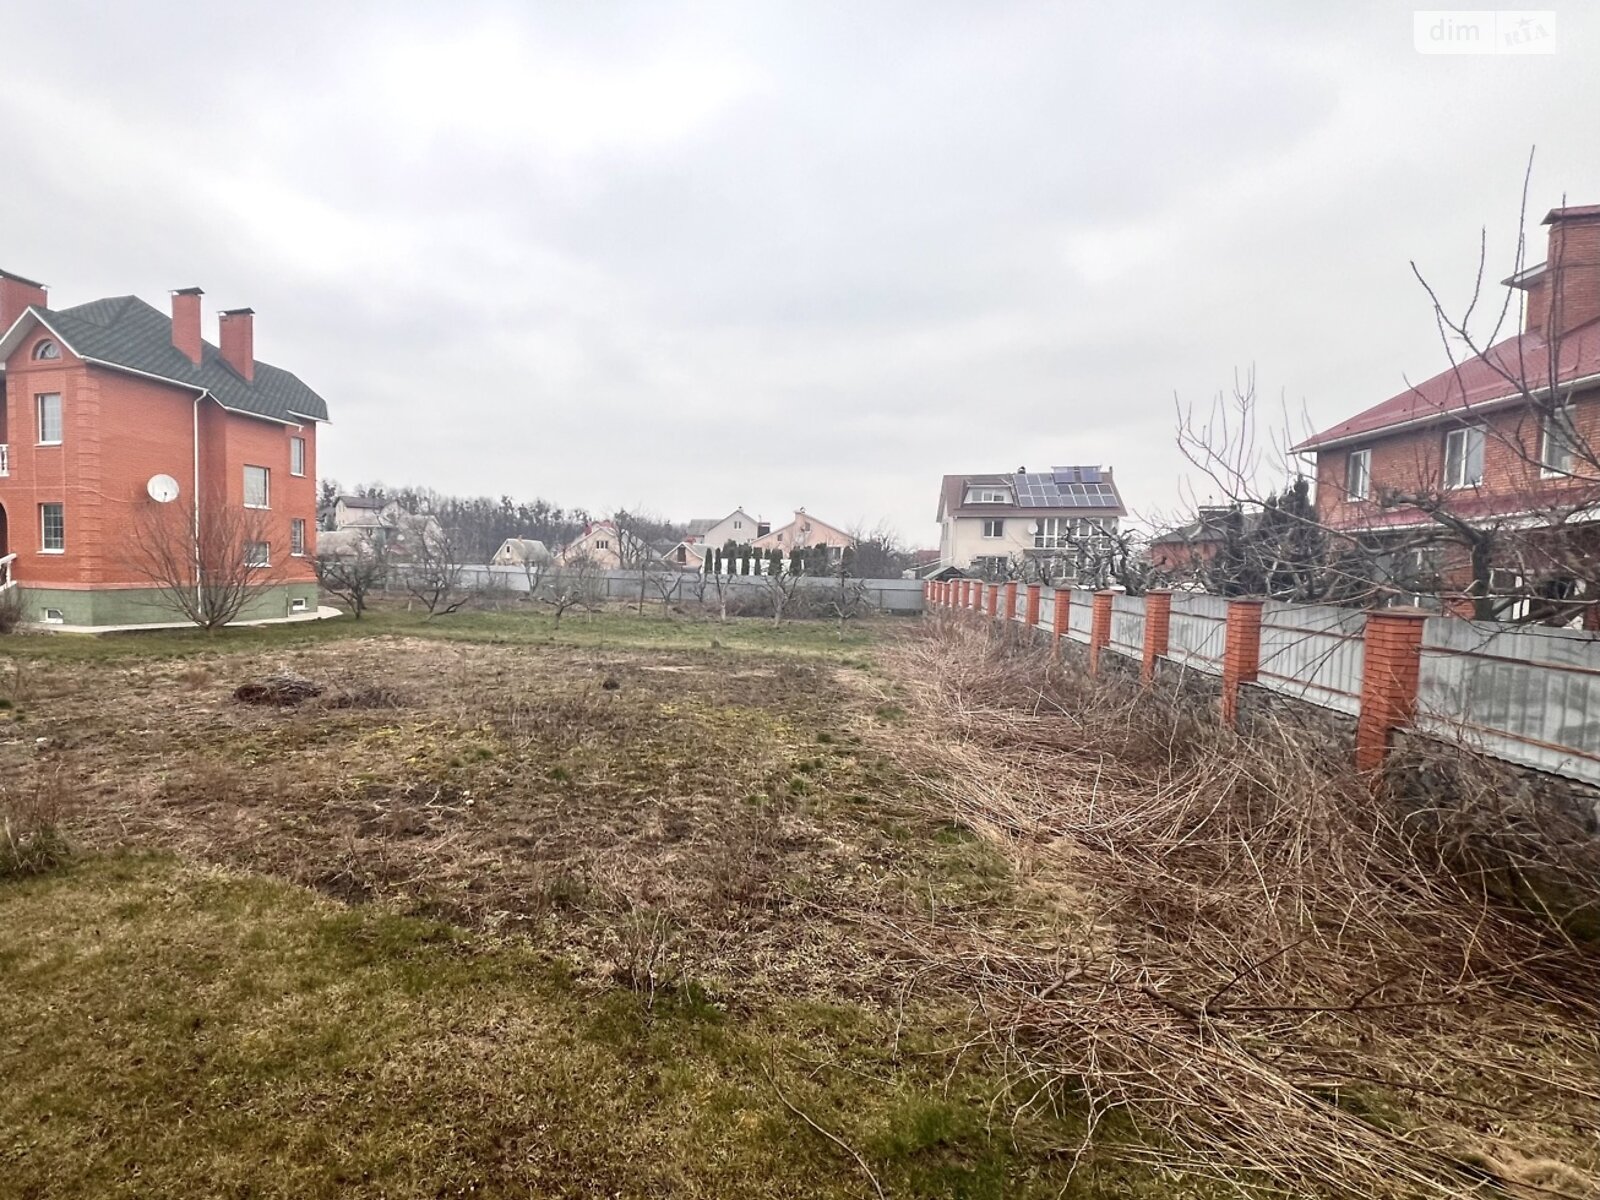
left=5, top=1, right=1598, bottom=544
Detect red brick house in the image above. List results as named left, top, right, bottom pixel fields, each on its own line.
left=0, top=270, right=327, bottom=626
left=1293, top=205, right=1600, bottom=617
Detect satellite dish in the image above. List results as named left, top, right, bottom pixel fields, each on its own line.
left=147, top=474, right=180, bottom=503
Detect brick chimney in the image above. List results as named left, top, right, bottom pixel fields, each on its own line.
left=171, top=287, right=204, bottom=363
left=218, top=307, right=255, bottom=381
left=0, top=268, right=48, bottom=332
left=1510, top=206, right=1600, bottom=339
left=1542, top=205, right=1600, bottom=340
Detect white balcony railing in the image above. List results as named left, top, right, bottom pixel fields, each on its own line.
left=0, top=443, right=8, bottom=476
left=0, top=553, right=15, bottom=591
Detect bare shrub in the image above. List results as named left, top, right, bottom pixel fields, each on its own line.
left=607, top=901, right=683, bottom=1009
left=1, top=771, right=74, bottom=878
left=876, top=616, right=1600, bottom=1198
left=128, top=493, right=284, bottom=631
left=0, top=588, right=25, bottom=635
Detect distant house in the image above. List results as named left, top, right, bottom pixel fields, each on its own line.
left=753, top=508, right=854, bottom=557
left=558, top=519, right=655, bottom=569
left=935, top=466, right=1125, bottom=580
left=1148, top=508, right=1257, bottom=573
left=324, top=493, right=401, bottom=533
left=491, top=537, right=551, bottom=567
left=669, top=507, right=767, bottom=570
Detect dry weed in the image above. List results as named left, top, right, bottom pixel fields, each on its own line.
left=866, top=614, right=1600, bottom=1199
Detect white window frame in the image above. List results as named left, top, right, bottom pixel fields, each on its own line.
left=290, top=436, right=306, bottom=477
left=39, top=502, right=64, bottom=553
left=244, top=465, right=271, bottom=509
left=32, top=339, right=60, bottom=361
left=1443, top=426, right=1485, bottom=489
left=966, top=488, right=1011, bottom=504
left=41, top=607, right=65, bottom=624
left=36, top=393, right=62, bottom=445
left=1346, top=448, right=1371, bottom=500
left=981, top=518, right=1004, bottom=539
left=1539, top=405, right=1577, bottom=478
left=289, top=597, right=308, bottom=614
left=245, top=541, right=270, bottom=568
left=290, top=517, right=306, bottom=557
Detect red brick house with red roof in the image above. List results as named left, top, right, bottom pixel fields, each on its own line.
left=1293, top=205, right=1600, bottom=617
left=0, top=269, right=327, bottom=626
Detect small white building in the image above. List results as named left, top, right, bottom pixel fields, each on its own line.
left=490, top=538, right=552, bottom=567
left=935, top=466, right=1124, bottom=580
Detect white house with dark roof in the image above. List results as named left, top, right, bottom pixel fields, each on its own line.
left=935, top=466, right=1125, bottom=579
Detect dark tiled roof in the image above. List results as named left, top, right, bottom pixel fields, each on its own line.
left=34, top=295, right=328, bottom=423
left=1293, top=316, right=1600, bottom=452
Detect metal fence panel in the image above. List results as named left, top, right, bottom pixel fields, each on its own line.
left=447, top=565, right=926, bottom=613
left=1038, top=587, right=1057, bottom=633
left=1255, top=600, right=1366, bottom=715
left=1108, top=593, right=1145, bottom=660
left=1067, top=589, right=1095, bottom=642
left=1416, top=618, right=1600, bottom=786
left=1167, top=592, right=1228, bottom=675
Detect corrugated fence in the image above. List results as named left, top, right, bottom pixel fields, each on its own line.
left=1167, top=592, right=1229, bottom=675
left=1256, top=601, right=1366, bottom=717
left=1416, top=618, right=1600, bottom=785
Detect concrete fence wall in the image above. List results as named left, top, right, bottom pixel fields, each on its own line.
left=452, top=564, right=927, bottom=613
left=923, top=581, right=1600, bottom=789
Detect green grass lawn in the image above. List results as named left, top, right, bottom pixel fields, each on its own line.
left=1, top=604, right=889, bottom=665
left=0, top=854, right=1180, bottom=1199
left=0, top=607, right=1221, bottom=1198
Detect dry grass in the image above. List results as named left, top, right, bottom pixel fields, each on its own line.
left=0, top=633, right=1006, bottom=1004
left=856, top=612, right=1600, bottom=1199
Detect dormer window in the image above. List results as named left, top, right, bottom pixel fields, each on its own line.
left=966, top=487, right=1011, bottom=504
left=32, top=339, right=60, bottom=361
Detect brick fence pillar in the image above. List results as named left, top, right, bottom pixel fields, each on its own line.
left=1355, top=607, right=1430, bottom=774
left=1141, top=590, right=1172, bottom=685
left=1052, top=588, right=1071, bottom=658
left=986, top=582, right=999, bottom=619
left=1025, top=583, right=1041, bottom=634
left=937, top=581, right=946, bottom=607
left=1001, top=581, right=1018, bottom=630
left=1220, top=598, right=1265, bottom=727
left=1088, top=590, right=1114, bottom=675
left=964, top=579, right=975, bottom=611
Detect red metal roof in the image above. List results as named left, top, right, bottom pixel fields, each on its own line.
left=1293, top=315, right=1600, bottom=452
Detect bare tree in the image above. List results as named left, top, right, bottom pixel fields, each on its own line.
left=704, top=555, right=731, bottom=622
left=129, top=495, right=284, bottom=632
left=644, top=564, right=682, bottom=616
left=404, top=523, right=468, bottom=617
left=517, top=544, right=551, bottom=601
left=1174, top=161, right=1600, bottom=625
left=847, top=519, right=910, bottom=578
left=315, top=531, right=390, bottom=619
left=823, top=559, right=871, bottom=640
left=544, top=552, right=604, bottom=626
left=762, top=561, right=805, bottom=625
left=610, top=508, right=671, bottom=614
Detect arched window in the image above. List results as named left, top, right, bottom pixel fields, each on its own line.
left=32, top=339, right=60, bottom=361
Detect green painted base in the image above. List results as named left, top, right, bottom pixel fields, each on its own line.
left=16, top=584, right=319, bottom=628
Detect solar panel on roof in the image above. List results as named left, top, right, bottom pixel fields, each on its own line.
left=1081, top=467, right=1101, bottom=483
